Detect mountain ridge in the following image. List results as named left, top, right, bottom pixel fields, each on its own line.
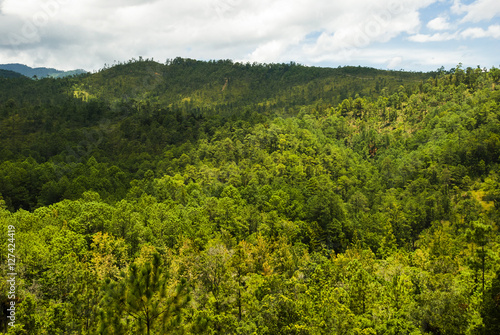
left=0, top=68, right=25, bottom=78
left=0, top=63, right=86, bottom=78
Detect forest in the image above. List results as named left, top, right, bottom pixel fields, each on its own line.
left=0, top=58, right=499, bottom=334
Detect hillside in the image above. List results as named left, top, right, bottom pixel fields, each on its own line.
left=0, top=69, right=25, bottom=79
left=75, top=58, right=430, bottom=107
left=0, top=59, right=499, bottom=334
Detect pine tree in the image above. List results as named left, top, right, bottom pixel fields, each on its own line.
left=99, top=252, right=189, bottom=334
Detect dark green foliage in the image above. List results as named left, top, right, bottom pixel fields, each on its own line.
left=483, top=269, right=500, bottom=334
left=0, top=70, right=24, bottom=79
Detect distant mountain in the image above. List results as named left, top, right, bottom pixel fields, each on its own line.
left=0, top=69, right=25, bottom=78
left=0, top=63, right=86, bottom=78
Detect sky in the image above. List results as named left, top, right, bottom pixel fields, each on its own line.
left=0, top=0, right=499, bottom=72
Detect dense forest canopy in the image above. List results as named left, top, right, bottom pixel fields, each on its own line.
left=0, top=58, right=499, bottom=334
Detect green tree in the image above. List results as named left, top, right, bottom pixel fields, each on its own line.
left=466, top=218, right=493, bottom=293
left=483, top=269, right=500, bottom=334
left=100, top=252, right=189, bottom=334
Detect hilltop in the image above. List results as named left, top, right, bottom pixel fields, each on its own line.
left=76, top=58, right=432, bottom=106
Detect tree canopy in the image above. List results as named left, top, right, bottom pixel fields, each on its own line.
left=0, top=59, right=499, bottom=334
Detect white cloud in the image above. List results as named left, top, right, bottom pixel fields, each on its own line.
left=341, top=45, right=490, bottom=70
left=409, top=24, right=500, bottom=42
left=461, top=24, right=500, bottom=38
left=387, top=56, right=403, bottom=69
left=408, top=32, right=457, bottom=42
left=302, top=45, right=463, bottom=71
left=247, top=40, right=290, bottom=63
left=427, top=16, right=451, bottom=30
left=452, top=0, right=500, bottom=23
left=301, top=0, right=434, bottom=62
left=0, top=0, right=498, bottom=71
left=1, top=0, right=438, bottom=69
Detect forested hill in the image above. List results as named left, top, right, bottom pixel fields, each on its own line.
left=0, top=63, right=86, bottom=79
left=0, top=69, right=25, bottom=79
left=0, top=59, right=433, bottom=210
left=75, top=58, right=430, bottom=106
left=1, top=59, right=500, bottom=334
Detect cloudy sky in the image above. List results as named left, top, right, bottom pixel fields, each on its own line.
left=0, top=0, right=499, bottom=72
